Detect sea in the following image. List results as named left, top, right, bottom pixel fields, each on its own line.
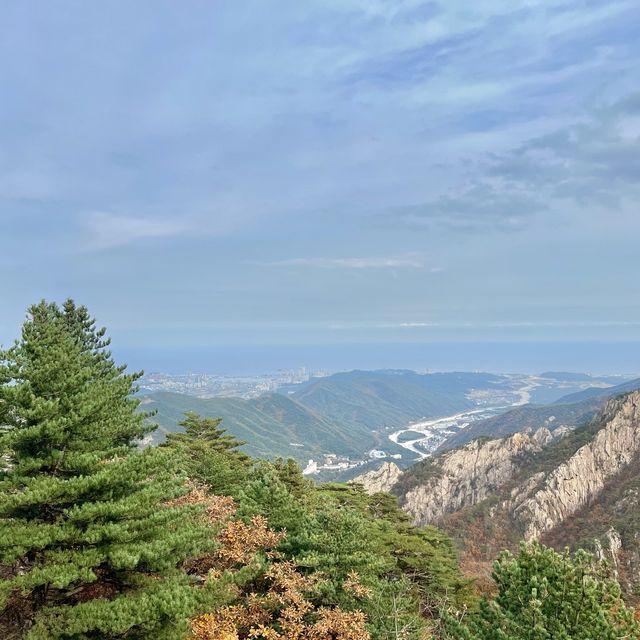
left=114, top=340, right=640, bottom=376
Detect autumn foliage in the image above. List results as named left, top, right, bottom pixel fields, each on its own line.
left=183, top=487, right=371, bottom=640
left=190, top=563, right=370, bottom=640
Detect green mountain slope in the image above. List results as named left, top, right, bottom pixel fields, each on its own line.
left=291, top=370, right=492, bottom=430
left=141, top=391, right=382, bottom=461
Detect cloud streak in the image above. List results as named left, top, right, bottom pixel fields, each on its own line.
left=262, top=254, right=428, bottom=269
left=82, top=212, right=192, bottom=249
left=392, top=92, right=640, bottom=231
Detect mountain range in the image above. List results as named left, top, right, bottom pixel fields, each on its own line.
left=141, top=369, right=499, bottom=461
left=142, top=365, right=640, bottom=596
left=288, top=370, right=494, bottom=429
left=140, top=369, right=638, bottom=466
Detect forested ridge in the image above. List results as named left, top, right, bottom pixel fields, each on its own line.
left=1, top=300, right=638, bottom=639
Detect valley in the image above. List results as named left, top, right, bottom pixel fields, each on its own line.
left=388, top=407, right=505, bottom=458
left=140, top=365, right=640, bottom=589
left=140, top=369, right=639, bottom=477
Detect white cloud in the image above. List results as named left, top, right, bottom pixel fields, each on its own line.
left=263, top=254, right=426, bottom=269
left=81, top=212, right=192, bottom=249
left=395, top=320, right=640, bottom=329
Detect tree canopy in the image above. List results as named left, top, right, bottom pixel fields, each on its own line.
left=443, top=541, right=640, bottom=640
left=0, top=301, right=208, bottom=639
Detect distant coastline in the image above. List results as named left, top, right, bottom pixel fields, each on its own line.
left=114, top=340, right=640, bottom=376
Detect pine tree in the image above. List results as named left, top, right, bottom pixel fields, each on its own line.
left=317, top=485, right=470, bottom=616
left=0, top=300, right=208, bottom=639
left=238, top=463, right=308, bottom=536
left=442, top=541, right=640, bottom=640
left=164, top=412, right=251, bottom=496
left=272, top=457, right=313, bottom=500
left=167, top=412, right=249, bottom=455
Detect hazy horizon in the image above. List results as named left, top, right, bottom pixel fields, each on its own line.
left=113, top=341, right=640, bottom=377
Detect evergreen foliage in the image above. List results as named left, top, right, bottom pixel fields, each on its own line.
left=163, top=412, right=250, bottom=497
left=0, top=301, right=208, bottom=639
left=442, top=541, right=640, bottom=640
left=272, top=456, right=313, bottom=499
left=168, top=419, right=469, bottom=638
left=311, top=484, right=470, bottom=638
left=238, top=464, right=309, bottom=537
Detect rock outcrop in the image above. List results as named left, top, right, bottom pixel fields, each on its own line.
left=513, top=393, right=640, bottom=539
left=397, top=393, right=640, bottom=537
left=402, top=429, right=549, bottom=525
left=356, top=392, right=640, bottom=590
left=388, top=391, right=640, bottom=595
left=594, top=527, right=623, bottom=579
left=352, top=462, right=403, bottom=494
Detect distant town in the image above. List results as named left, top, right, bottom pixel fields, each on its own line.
left=302, top=450, right=403, bottom=476
left=139, top=368, right=331, bottom=399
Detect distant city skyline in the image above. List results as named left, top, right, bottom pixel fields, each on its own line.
left=1, top=2, right=639, bottom=359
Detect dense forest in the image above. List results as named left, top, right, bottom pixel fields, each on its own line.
left=1, top=301, right=638, bottom=639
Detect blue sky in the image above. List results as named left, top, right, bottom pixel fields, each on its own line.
left=1, top=1, right=640, bottom=368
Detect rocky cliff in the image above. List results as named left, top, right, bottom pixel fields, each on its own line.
left=357, top=392, right=640, bottom=593
left=401, top=428, right=552, bottom=525
left=351, top=461, right=402, bottom=494
left=512, top=393, right=640, bottom=539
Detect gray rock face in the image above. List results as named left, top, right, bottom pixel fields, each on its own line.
left=387, top=391, right=640, bottom=594
left=513, top=393, right=640, bottom=539
left=402, top=430, right=545, bottom=525
left=371, top=391, right=640, bottom=577
left=397, top=394, right=640, bottom=538
left=352, top=462, right=403, bottom=494
left=531, top=426, right=553, bottom=446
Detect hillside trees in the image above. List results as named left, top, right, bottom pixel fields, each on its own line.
left=167, top=417, right=453, bottom=638
left=184, top=488, right=372, bottom=640
left=442, top=541, right=640, bottom=640
left=314, top=484, right=471, bottom=636
left=0, top=301, right=209, bottom=639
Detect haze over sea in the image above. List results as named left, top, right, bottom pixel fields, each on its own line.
left=116, top=341, right=640, bottom=376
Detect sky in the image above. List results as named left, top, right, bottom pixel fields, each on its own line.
left=1, top=1, right=640, bottom=373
